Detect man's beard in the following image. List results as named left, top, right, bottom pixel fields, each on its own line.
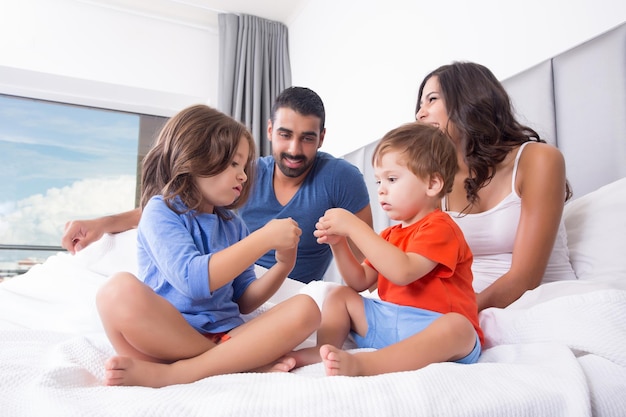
left=275, top=152, right=313, bottom=178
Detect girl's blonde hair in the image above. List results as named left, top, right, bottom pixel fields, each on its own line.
left=140, top=105, right=256, bottom=219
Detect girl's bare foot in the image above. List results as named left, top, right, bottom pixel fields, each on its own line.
left=251, top=355, right=296, bottom=373
left=319, top=344, right=361, bottom=376
left=104, top=356, right=183, bottom=388
left=289, top=346, right=323, bottom=369
left=104, top=354, right=298, bottom=388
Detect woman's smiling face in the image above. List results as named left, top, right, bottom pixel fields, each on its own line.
left=415, top=76, right=459, bottom=142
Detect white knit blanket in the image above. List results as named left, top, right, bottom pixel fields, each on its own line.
left=1, top=237, right=625, bottom=417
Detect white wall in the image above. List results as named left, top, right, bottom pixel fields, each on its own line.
left=0, top=0, right=624, bottom=156
left=0, top=0, right=218, bottom=116
left=288, top=0, right=626, bottom=157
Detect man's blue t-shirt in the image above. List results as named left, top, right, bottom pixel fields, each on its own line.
left=238, top=152, right=370, bottom=283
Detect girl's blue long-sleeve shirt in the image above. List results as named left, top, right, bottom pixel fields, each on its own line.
left=137, top=195, right=256, bottom=333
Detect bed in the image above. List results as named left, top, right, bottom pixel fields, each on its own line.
left=1, top=22, right=625, bottom=417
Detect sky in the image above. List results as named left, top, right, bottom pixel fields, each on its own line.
left=0, top=94, right=139, bottom=247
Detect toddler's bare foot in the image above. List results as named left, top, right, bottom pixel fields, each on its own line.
left=104, top=356, right=185, bottom=388
left=320, top=344, right=361, bottom=376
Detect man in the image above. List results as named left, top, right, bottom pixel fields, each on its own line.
left=62, top=87, right=372, bottom=283
left=238, top=87, right=371, bottom=282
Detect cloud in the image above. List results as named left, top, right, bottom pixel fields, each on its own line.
left=0, top=176, right=136, bottom=247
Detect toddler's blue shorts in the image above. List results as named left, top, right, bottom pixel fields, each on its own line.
left=351, top=297, right=481, bottom=364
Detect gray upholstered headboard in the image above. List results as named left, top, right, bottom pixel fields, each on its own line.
left=501, top=22, right=626, bottom=199
left=344, top=22, right=626, bottom=234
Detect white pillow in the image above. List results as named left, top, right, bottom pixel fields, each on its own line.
left=563, top=177, right=626, bottom=282
left=71, top=229, right=139, bottom=277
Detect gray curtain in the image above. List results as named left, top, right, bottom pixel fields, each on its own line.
left=218, top=14, right=292, bottom=157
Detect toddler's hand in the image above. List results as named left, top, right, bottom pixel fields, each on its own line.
left=313, top=228, right=343, bottom=245
left=315, top=208, right=354, bottom=236
left=314, top=208, right=355, bottom=246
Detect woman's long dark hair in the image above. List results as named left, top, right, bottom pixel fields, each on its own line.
left=416, top=61, right=571, bottom=205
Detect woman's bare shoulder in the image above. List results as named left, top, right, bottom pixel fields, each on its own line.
left=518, top=141, right=565, bottom=171
left=517, top=142, right=566, bottom=195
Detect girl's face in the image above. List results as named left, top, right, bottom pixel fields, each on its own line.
left=415, top=76, right=459, bottom=142
left=194, top=136, right=249, bottom=213
left=374, top=150, right=436, bottom=227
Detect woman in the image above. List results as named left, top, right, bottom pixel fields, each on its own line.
left=415, top=62, right=576, bottom=311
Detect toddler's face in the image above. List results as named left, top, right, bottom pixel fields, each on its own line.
left=374, top=151, right=433, bottom=226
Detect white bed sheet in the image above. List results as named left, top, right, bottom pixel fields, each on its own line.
left=1, top=245, right=626, bottom=417
left=1, top=177, right=626, bottom=417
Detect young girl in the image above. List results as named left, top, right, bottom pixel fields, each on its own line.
left=96, top=104, right=320, bottom=388
left=292, top=122, right=482, bottom=376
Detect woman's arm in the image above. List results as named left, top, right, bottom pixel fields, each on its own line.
left=477, top=144, right=567, bottom=310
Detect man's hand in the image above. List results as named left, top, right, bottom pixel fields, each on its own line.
left=61, top=219, right=105, bottom=254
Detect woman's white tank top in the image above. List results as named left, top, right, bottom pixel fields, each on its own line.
left=444, top=142, right=577, bottom=292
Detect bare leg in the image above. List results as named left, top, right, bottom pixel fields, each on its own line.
left=104, top=294, right=321, bottom=387
left=291, top=286, right=367, bottom=368
left=320, top=312, right=477, bottom=376
left=97, top=272, right=215, bottom=362
left=105, top=351, right=298, bottom=387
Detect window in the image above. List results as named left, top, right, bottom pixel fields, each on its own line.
left=0, top=94, right=167, bottom=279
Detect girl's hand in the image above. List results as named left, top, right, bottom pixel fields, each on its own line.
left=262, top=218, right=302, bottom=251
left=274, top=245, right=297, bottom=269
